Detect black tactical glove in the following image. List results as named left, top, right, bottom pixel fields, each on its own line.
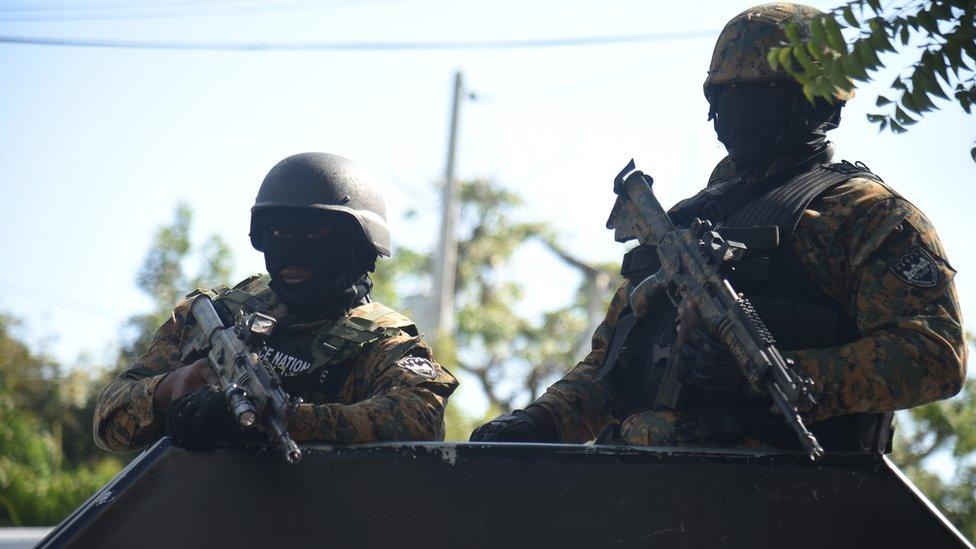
left=676, top=326, right=758, bottom=397
left=469, top=407, right=557, bottom=442
left=166, top=386, right=233, bottom=451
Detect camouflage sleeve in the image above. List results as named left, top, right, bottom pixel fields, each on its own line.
left=788, top=178, right=966, bottom=422
left=286, top=334, right=458, bottom=443
left=92, top=297, right=196, bottom=452
left=529, top=282, right=630, bottom=443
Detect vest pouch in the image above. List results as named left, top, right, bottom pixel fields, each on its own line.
left=810, top=412, right=895, bottom=453
left=746, top=296, right=842, bottom=352
left=731, top=407, right=894, bottom=453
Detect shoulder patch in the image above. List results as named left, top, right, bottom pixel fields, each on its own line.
left=395, top=356, right=437, bottom=378
left=890, top=245, right=939, bottom=287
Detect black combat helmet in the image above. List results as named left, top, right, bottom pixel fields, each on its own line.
left=250, top=152, right=391, bottom=257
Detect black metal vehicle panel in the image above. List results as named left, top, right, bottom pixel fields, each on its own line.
left=39, top=439, right=972, bottom=548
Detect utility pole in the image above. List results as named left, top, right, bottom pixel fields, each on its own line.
left=579, top=269, right=611, bottom=362
left=432, top=70, right=463, bottom=337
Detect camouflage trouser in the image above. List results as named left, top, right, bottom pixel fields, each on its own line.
left=614, top=409, right=776, bottom=450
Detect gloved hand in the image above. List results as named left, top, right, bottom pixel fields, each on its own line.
left=469, top=407, right=557, bottom=442
left=166, top=386, right=232, bottom=451
left=153, top=358, right=217, bottom=409
left=674, top=300, right=757, bottom=397
left=675, top=325, right=756, bottom=396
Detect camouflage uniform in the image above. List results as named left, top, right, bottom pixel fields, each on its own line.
left=530, top=176, right=966, bottom=446
left=94, top=274, right=458, bottom=453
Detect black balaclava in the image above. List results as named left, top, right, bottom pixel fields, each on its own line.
left=709, top=82, right=842, bottom=185
left=256, top=209, right=374, bottom=316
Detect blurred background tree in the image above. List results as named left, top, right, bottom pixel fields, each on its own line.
left=891, top=338, right=976, bottom=541
left=0, top=316, right=119, bottom=526
left=119, top=202, right=233, bottom=368
left=374, top=178, right=619, bottom=438
left=0, top=203, right=233, bottom=526
left=770, top=0, right=975, bottom=160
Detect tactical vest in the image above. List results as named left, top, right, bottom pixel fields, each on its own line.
left=603, top=161, right=894, bottom=453
left=207, top=276, right=417, bottom=401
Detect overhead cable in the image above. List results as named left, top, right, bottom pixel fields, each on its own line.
left=0, top=0, right=413, bottom=23
left=0, top=281, right=121, bottom=320
left=0, top=29, right=715, bottom=50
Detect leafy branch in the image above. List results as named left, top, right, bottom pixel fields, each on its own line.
left=769, top=0, right=976, bottom=161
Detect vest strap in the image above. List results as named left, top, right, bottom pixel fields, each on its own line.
left=718, top=226, right=779, bottom=251
left=310, top=316, right=402, bottom=371
left=723, top=162, right=883, bottom=241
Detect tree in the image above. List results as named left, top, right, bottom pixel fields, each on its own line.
left=375, top=179, right=619, bottom=426
left=0, top=314, right=112, bottom=473
left=0, top=316, right=121, bottom=526
left=118, top=203, right=233, bottom=368
left=770, top=0, right=976, bottom=160
left=0, top=203, right=236, bottom=526
left=892, top=337, right=976, bottom=540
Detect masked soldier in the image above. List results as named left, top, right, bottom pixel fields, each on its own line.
left=471, top=3, right=965, bottom=451
left=95, top=152, right=458, bottom=453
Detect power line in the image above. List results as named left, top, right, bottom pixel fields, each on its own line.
left=0, top=0, right=335, bottom=12
left=0, top=281, right=123, bottom=320
left=0, top=0, right=415, bottom=23
left=0, top=29, right=715, bottom=51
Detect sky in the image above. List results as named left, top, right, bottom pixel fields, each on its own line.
left=1, top=0, right=973, bottom=416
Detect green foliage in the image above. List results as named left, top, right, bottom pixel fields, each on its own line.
left=0, top=323, right=122, bottom=526
left=136, top=203, right=193, bottom=311
left=891, top=333, right=976, bottom=539
left=453, top=180, right=616, bottom=409
left=372, top=246, right=430, bottom=309
left=443, top=400, right=498, bottom=442
left=0, top=317, right=111, bottom=473
left=119, top=203, right=234, bottom=368
left=0, top=316, right=60, bottom=424
left=381, top=179, right=618, bottom=412
left=893, top=377, right=976, bottom=540
left=0, top=203, right=235, bottom=526
left=770, top=0, right=976, bottom=161
left=0, top=396, right=121, bottom=526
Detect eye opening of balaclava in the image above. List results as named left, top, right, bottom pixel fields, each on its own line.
left=707, top=81, right=843, bottom=176
left=254, top=208, right=376, bottom=312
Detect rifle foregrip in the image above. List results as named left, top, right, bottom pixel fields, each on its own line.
left=736, top=297, right=775, bottom=345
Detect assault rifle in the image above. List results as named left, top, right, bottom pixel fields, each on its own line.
left=182, top=295, right=303, bottom=463
left=609, top=159, right=824, bottom=460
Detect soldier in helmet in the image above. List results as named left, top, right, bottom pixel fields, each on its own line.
left=472, top=3, right=965, bottom=451
left=94, top=152, right=458, bottom=453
